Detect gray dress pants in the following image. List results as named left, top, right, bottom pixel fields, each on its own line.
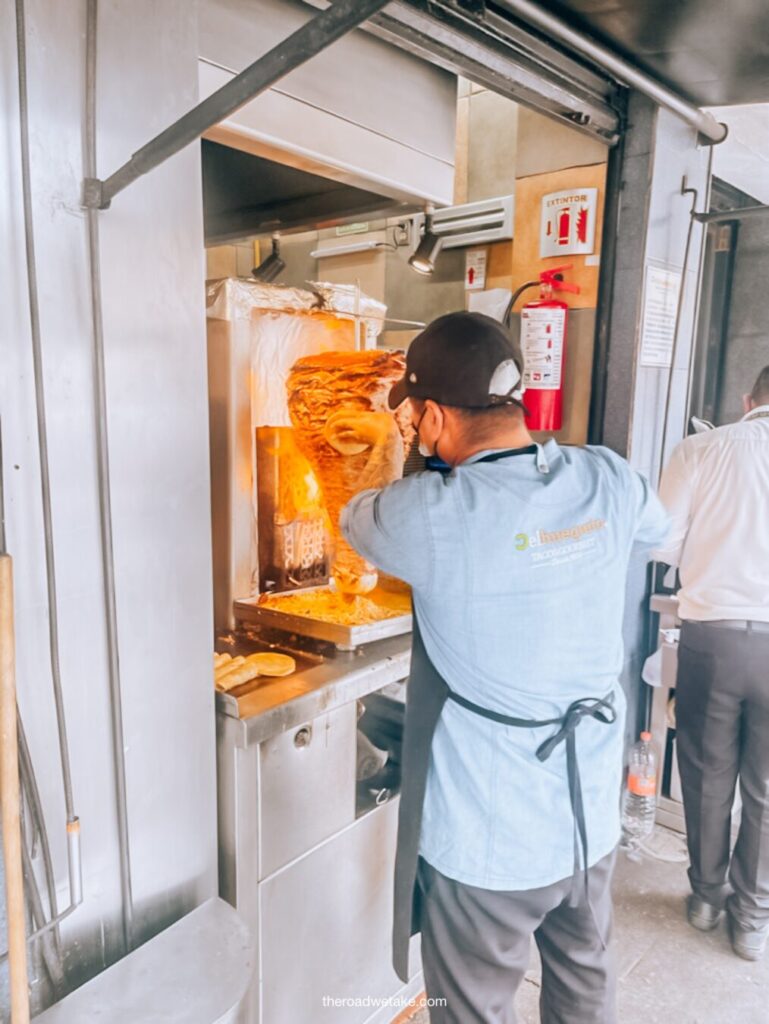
left=417, top=851, right=617, bottom=1024
left=676, top=621, right=769, bottom=930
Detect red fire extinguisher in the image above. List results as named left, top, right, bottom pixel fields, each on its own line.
left=520, top=265, right=580, bottom=432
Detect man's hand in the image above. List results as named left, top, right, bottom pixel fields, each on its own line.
left=325, top=411, right=405, bottom=489
left=325, top=411, right=398, bottom=454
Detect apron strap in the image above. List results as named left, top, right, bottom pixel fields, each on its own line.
left=447, top=690, right=562, bottom=729
left=446, top=688, right=617, bottom=904
left=535, top=695, right=617, bottom=905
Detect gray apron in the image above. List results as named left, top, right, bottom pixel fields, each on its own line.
left=391, top=445, right=618, bottom=983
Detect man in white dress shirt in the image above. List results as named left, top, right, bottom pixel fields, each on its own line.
left=654, top=365, right=769, bottom=961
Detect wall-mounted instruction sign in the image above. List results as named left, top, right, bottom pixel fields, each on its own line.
left=640, top=263, right=682, bottom=368
left=465, top=248, right=487, bottom=290
left=521, top=305, right=566, bottom=390
left=540, top=188, right=598, bottom=258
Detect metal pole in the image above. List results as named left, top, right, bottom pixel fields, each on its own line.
left=692, top=205, right=769, bottom=224
left=84, top=0, right=133, bottom=954
left=683, top=158, right=715, bottom=437
left=657, top=181, right=700, bottom=484
left=494, top=0, right=728, bottom=145
left=84, top=0, right=391, bottom=209
left=15, top=0, right=83, bottom=926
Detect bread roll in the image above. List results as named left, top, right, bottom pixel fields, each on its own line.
left=216, top=663, right=261, bottom=692
left=245, top=652, right=296, bottom=677
left=215, top=655, right=246, bottom=683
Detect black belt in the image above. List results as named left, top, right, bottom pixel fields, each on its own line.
left=695, top=619, right=769, bottom=634
left=447, top=688, right=618, bottom=903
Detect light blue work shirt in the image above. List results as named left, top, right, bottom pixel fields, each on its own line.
left=341, top=440, right=670, bottom=891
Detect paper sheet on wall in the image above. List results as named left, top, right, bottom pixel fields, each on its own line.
left=640, top=264, right=682, bottom=368
left=468, top=288, right=512, bottom=323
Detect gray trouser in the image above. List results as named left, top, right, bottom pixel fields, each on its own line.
left=417, top=852, right=617, bottom=1024
left=676, top=621, right=769, bottom=930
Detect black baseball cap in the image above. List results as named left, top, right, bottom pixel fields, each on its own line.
left=388, top=311, right=528, bottom=412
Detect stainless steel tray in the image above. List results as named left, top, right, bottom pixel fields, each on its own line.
left=234, top=596, right=412, bottom=648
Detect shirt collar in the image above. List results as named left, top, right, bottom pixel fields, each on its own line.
left=461, top=438, right=560, bottom=467
left=741, top=403, right=769, bottom=422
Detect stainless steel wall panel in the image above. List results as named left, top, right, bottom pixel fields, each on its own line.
left=200, top=0, right=456, bottom=164
left=260, top=798, right=416, bottom=1024
left=217, top=715, right=260, bottom=1023
left=597, top=93, right=711, bottom=745
left=1, top=0, right=218, bottom=1004
left=601, top=94, right=710, bottom=468
left=627, top=108, right=710, bottom=481
left=258, top=704, right=356, bottom=879
left=84, top=0, right=218, bottom=950
left=198, top=0, right=456, bottom=205
left=207, top=295, right=254, bottom=633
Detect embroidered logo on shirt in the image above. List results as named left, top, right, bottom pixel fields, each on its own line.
left=514, top=518, right=607, bottom=568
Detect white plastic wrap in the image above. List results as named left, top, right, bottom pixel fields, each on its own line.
left=205, top=278, right=388, bottom=427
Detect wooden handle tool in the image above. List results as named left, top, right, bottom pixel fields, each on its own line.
left=0, top=554, right=30, bottom=1022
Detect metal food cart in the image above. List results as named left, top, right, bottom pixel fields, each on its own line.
left=207, top=279, right=421, bottom=1022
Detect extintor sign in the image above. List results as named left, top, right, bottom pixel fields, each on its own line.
left=540, top=188, right=598, bottom=258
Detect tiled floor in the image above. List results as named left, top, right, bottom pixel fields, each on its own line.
left=401, top=828, right=768, bottom=1023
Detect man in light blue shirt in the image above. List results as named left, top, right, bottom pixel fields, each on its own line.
left=338, top=312, right=669, bottom=1023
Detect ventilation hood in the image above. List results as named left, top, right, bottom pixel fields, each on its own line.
left=202, top=140, right=409, bottom=244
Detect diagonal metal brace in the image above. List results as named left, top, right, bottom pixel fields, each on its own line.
left=692, top=204, right=769, bottom=224
left=82, top=0, right=391, bottom=211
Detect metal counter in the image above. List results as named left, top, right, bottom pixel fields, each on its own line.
left=216, top=632, right=422, bottom=1023
left=216, top=633, right=411, bottom=745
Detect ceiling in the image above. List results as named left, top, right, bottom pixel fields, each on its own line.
left=536, top=0, right=769, bottom=106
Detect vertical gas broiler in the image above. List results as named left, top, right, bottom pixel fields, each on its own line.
left=207, top=278, right=421, bottom=1023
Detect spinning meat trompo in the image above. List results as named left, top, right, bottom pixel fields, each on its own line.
left=286, top=350, right=414, bottom=595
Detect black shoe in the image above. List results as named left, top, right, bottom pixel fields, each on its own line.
left=687, top=894, right=722, bottom=932
left=727, top=910, right=768, bottom=961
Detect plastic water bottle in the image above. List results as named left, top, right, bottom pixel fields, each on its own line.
left=621, top=731, right=657, bottom=852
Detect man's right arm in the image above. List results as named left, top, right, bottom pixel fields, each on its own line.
left=340, top=474, right=433, bottom=590
left=651, top=441, right=695, bottom=567
left=630, top=468, right=671, bottom=550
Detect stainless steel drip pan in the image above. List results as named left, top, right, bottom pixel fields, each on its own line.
left=234, top=594, right=413, bottom=648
